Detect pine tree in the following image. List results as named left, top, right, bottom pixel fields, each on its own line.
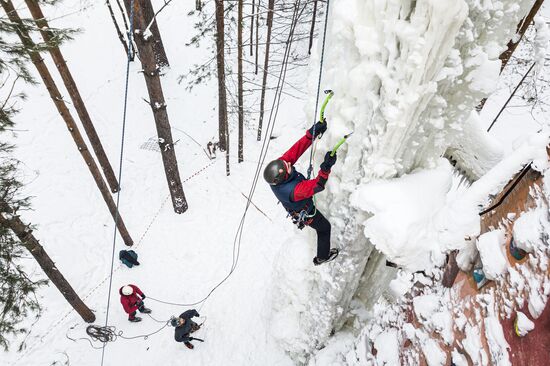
left=0, top=3, right=95, bottom=350
left=123, top=0, right=188, bottom=213
left=257, top=0, right=274, bottom=141
left=1, top=0, right=134, bottom=244
left=238, top=0, right=244, bottom=163
left=26, top=0, right=121, bottom=193
left=0, top=149, right=45, bottom=351
left=0, top=6, right=50, bottom=351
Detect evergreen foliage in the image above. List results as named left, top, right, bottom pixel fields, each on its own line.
left=0, top=1, right=73, bottom=350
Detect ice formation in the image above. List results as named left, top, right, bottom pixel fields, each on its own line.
left=272, top=0, right=537, bottom=361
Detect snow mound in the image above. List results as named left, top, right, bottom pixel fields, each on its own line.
left=351, top=160, right=453, bottom=271
left=515, top=311, right=535, bottom=337
left=476, top=229, right=509, bottom=280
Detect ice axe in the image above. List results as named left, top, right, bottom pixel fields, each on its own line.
left=319, top=89, right=334, bottom=123
left=330, top=131, right=353, bottom=157
left=312, top=90, right=334, bottom=141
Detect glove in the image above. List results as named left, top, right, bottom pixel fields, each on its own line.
left=141, top=294, right=146, bottom=300
left=308, top=120, right=327, bottom=138
left=320, top=151, right=337, bottom=172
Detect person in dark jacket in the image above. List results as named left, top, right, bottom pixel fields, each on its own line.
left=173, top=309, right=201, bottom=349
left=263, top=121, right=339, bottom=265
left=119, top=284, right=151, bottom=322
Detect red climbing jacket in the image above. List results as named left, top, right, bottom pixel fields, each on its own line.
left=119, top=284, right=144, bottom=314
left=278, top=130, right=331, bottom=202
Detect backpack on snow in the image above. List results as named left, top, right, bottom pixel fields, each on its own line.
left=119, top=249, right=140, bottom=268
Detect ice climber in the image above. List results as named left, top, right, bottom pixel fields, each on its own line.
left=264, top=121, right=339, bottom=265
left=119, top=284, right=151, bottom=322
left=172, top=309, right=202, bottom=349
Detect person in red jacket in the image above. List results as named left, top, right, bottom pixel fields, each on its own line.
left=264, top=121, right=339, bottom=265
left=119, top=284, right=151, bottom=322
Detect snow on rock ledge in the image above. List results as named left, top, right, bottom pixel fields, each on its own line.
left=476, top=229, right=509, bottom=280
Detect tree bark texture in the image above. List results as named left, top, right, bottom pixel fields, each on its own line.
left=308, top=0, right=318, bottom=55
left=255, top=0, right=260, bottom=75
left=257, top=0, right=275, bottom=141
left=26, top=0, right=120, bottom=194
left=0, top=201, right=95, bottom=323
left=123, top=0, right=188, bottom=214
left=249, top=0, right=255, bottom=57
left=238, top=0, right=244, bottom=163
left=214, top=0, right=229, bottom=153
left=0, top=0, right=134, bottom=245
left=138, top=0, right=169, bottom=68
left=106, top=0, right=130, bottom=57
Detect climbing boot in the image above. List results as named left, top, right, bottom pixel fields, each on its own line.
left=139, top=307, right=152, bottom=314
left=129, top=316, right=142, bottom=322
left=313, top=248, right=339, bottom=266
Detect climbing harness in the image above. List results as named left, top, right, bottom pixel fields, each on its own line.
left=289, top=205, right=317, bottom=230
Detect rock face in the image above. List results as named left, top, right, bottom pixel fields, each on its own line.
left=312, top=155, right=550, bottom=365
left=271, top=0, right=534, bottom=362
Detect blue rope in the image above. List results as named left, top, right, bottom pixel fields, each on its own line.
left=101, top=1, right=135, bottom=364
left=307, top=0, right=330, bottom=179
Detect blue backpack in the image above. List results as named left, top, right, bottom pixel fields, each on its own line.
left=119, top=250, right=139, bottom=268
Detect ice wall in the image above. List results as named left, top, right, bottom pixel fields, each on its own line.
left=272, top=0, right=533, bottom=362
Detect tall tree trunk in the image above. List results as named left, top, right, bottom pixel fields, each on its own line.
left=255, top=0, right=260, bottom=75
left=308, top=0, right=318, bottom=55
left=214, top=0, right=228, bottom=153
left=257, top=0, right=274, bottom=141
left=106, top=0, right=130, bottom=57
left=249, top=0, right=255, bottom=57
left=115, top=0, right=130, bottom=32
left=477, top=0, right=544, bottom=112
left=123, top=0, right=187, bottom=214
left=138, top=0, right=169, bottom=68
left=0, top=201, right=95, bottom=323
left=0, top=0, right=134, bottom=245
left=26, top=0, right=120, bottom=194
left=238, top=0, right=244, bottom=163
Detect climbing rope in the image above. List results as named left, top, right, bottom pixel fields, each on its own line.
left=487, top=62, right=536, bottom=132
left=68, top=312, right=207, bottom=350
left=66, top=320, right=172, bottom=350
left=16, top=1, right=307, bottom=362
left=101, top=0, right=135, bottom=364
left=143, top=0, right=306, bottom=310
left=478, top=162, right=533, bottom=216
left=307, top=0, right=331, bottom=179
left=12, top=158, right=220, bottom=366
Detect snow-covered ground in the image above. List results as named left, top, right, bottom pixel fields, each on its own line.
left=2, top=0, right=550, bottom=365
left=3, top=1, right=309, bottom=365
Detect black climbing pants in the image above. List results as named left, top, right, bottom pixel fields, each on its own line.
left=308, top=210, right=331, bottom=260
